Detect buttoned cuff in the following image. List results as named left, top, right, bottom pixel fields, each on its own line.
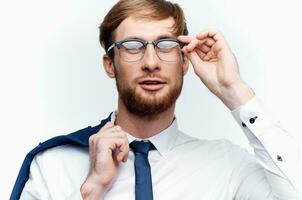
left=231, top=96, right=301, bottom=186
left=231, top=96, right=278, bottom=138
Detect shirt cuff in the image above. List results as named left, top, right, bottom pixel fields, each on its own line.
left=231, top=96, right=302, bottom=188
left=231, top=96, right=278, bottom=138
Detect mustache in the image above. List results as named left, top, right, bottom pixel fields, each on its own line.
left=135, top=74, right=169, bottom=82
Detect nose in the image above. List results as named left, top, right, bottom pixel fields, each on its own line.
left=141, top=44, right=160, bottom=72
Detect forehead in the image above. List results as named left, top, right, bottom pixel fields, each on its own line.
left=114, top=17, right=176, bottom=41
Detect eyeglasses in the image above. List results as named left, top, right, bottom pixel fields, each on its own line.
left=106, top=38, right=184, bottom=62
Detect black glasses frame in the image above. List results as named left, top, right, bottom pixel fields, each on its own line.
left=106, top=38, right=184, bottom=53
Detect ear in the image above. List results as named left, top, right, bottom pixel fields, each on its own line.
left=182, top=55, right=189, bottom=76
left=103, top=54, right=115, bottom=78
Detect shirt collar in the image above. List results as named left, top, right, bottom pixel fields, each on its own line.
left=110, top=111, right=179, bottom=156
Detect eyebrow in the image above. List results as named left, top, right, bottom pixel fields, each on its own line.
left=123, top=34, right=177, bottom=41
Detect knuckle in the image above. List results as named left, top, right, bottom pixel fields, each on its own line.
left=115, top=130, right=127, bottom=138
left=120, top=130, right=127, bottom=136
left=106, top=121, right=114, bottom=125
left=88, top=135, right=95, bottom=144
left=117, top=138, right=125, bottom=145
left=113, top=126, right=122, bottom=132
left=103, top=122, right=114, bottom=129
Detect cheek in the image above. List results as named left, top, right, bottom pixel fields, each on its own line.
left=165, top=64, right=183, bottom=81
left=116, top=67, right=139, bottom=87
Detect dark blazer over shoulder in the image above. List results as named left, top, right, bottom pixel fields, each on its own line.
left=10, top=114, right=111, bottom=200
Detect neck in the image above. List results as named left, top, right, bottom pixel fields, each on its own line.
left=115, top=99, right=175, bottom=139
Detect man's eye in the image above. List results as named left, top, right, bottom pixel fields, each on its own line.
left=122, top=41, right=144, bottom=50
left=157, top=41, right=179, bottom=51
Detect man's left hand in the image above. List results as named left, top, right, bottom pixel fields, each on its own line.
left=178, top=30, right=255, bottom=110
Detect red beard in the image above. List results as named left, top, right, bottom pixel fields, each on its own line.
left=115, top=72, right=183, bottom=117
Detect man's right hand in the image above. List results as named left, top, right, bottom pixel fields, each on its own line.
left=80, top=122, right=130, bottom=200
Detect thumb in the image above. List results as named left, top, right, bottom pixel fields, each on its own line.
left=183, top=49, right=205, bottom=72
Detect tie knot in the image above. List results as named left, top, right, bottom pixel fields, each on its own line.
left=130, top=140, right=156, bottom=155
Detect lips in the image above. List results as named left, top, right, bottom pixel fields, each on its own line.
left=138, top=78, right=166, bottom=91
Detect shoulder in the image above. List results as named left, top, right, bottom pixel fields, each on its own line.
left=176, top=130, right=239, bottom=150
left=30, top=113, right=112, bottom=163
left=27, top=124, right=95, bottom=173
left=35, top=144, right=88, bottom=162
left=33, top=144, right=89, bottom=173
left=25, top=144, right=90, bottom=199
left=176, top=131, right=253, bottom=162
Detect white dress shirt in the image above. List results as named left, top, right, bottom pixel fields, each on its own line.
left=20, top=97, right=302, bottom=199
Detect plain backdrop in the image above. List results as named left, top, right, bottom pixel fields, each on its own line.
left=1, top=0, right=302, bottom=198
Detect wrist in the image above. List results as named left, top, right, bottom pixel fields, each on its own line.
left=218, top=81, right=255, bottom=110
left=80, top=179, right=110, bottom=200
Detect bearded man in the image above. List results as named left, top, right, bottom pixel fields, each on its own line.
left=11, top=0, right=301, bottom=199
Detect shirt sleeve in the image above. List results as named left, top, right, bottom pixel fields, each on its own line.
left=20, top=154, right=84, bottom=200
left=20, top=155, right=51, bottom=200
left=231, top=96, right=302, bottom=198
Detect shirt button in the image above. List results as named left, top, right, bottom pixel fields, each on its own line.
left=249, top=116, right=258, bottom=124
left=277, top=155, right=283, bottom=162
left=241, top=122, right=247, bottom=127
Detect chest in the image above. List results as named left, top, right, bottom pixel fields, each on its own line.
left=47, top=150, right=235, bottom=199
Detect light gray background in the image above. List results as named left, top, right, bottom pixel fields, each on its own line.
left=1, top=0, right=302, bottom=198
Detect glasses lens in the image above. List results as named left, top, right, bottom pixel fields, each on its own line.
left=119, top=40, right=144, bottom=62
left=156, top=40, right=181, bottom=62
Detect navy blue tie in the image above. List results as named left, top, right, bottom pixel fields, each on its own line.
left=130, top=140, right=156, bottom=200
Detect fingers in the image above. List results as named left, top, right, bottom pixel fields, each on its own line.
left=179, top=30, right=229, bottom=63
left=178, top=35, right=191, bottom=43
left=197, top=29, right=230, bottom=53
left=111, top=137, right=129, bottom=162
left=84, top=121, right=131, bottom=190
left=89, top=122, right=130, bottom=163
left=178, top=35, right=216, bottom=55
left=196, top=29, right=224, bottom=42
left=185, top=50, right=205, bottom=71
left=195, top=49, right=206, bottom=59
left=99, top=121, right=115, bottom=131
